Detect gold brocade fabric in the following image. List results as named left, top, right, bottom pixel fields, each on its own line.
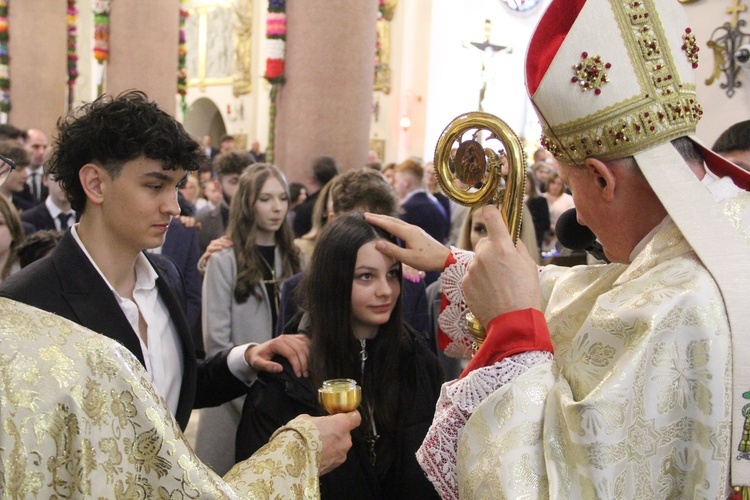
left=457, top=188, right=750, bottom=497
left=0, top=298, right=321, bottom=499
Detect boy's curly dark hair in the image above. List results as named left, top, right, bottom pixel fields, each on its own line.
left=48, top=90, right=204, bottom=213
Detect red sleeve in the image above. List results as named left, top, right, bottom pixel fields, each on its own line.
left=459, top=308, right=553, bottom=378
left=437, top=253, right=458, bottom=350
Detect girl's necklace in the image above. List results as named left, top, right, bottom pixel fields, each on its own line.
left=257, top=250, right=280, bottom=314
left=360, top=339, right=379, bottom=465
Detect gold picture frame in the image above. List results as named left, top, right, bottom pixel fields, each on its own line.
left=187, top=0, right=252, bottom=96
left=369, top=138, right=386, bottom=164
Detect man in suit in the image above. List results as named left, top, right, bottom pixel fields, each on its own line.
left=20, top=170, right=77, bottom=232
left=248, top=139, right=266, bottom=164
left=0, top=91, right=309, bottom=431
left=18, top=128, right=49, bottom=206
left=195, top=150, right=250, bottom=253
left=394, top=158, right=449, bottom=244
left=292, top=156, right=340, bottom=237
left=393, top=158, right=449, bottom=286
left=200, top=134, right=219, bottom=161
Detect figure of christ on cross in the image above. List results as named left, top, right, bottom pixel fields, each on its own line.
left=469, top=19, right=510, bottom=112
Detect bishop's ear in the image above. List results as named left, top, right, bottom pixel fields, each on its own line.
left=584, top=158, right=616, bottom=202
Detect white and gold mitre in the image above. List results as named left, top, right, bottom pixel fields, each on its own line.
left=526, top=0, right=702, bottom=165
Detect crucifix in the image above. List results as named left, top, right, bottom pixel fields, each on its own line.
left=467, top=19, right=511, bottom=112
left=727, top=0, right=748, bottom=28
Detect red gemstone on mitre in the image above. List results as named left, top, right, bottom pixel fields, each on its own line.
left=685, top=27, right=692, bottom=34
left=582, top=51, right=588, bottom=58
left=595, top=88, right=602, bottom=95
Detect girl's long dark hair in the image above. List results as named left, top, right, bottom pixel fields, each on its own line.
left=227, top=164, right=302, bottom=303
left=302, top=213, right=404, bottom=469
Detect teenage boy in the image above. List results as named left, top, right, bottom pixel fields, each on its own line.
left=0, top=91, right=309, bottom=430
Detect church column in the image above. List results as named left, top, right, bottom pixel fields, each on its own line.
left=8, top=0, right=67, bottom=134
left=108, top=0, right=180, bottom=114
left=275, top=1, right=378, bottom=181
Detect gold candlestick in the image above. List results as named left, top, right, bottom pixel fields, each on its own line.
left=318, top=379, right=362, bottom=414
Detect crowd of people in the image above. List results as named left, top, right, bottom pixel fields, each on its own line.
left=2, top=0, right=750, bottom=497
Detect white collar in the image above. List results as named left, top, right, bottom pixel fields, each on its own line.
left=70, top=225, right=158, bottom=296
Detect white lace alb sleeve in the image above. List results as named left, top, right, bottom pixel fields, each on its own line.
left=416, top=350, right=553, bottom=500
left=438, top=248, right=475, bottom=358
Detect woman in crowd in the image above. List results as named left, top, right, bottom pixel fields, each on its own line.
left=194, top=163, right=304, bottom=475
left=236, top=213, right=442, bottom=499
left=0, top=193, right=24, bottom=283
left=542, top=170, right=575, bottom=252
left=179, top=173, right=203, bottom=210
left=524, top=168, right=551, bottom=258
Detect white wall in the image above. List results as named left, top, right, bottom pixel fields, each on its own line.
left=423, top=0, right=550, bottom=164
left=395, top=0, right=746, bottom=166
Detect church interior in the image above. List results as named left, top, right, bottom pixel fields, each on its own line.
left=5, top=0, right=749, bottom=183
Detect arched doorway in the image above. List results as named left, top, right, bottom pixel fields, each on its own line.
left=184, top=97, right=226, bottom=146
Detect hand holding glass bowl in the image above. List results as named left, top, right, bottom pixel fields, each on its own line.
left=318, top=379, right=361, bottom=414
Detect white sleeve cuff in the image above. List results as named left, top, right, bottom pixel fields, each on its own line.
left=227, top=343, right=258, bottom=387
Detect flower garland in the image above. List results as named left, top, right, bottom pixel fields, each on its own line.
left=0, top=0, right=9, bottom=114
left=265, top=0, right=286, bottom=164
left=93, top=0, right=110, bottom=63
left=67, top=0, right=78, bottom=87
left=177, top=1, right=188, bottom=116
left=265, top=0, right=286, bottom=84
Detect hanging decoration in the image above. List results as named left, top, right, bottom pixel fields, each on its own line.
left=0, top=0, right=9, bottom=117
left=93, top=0, right=110, bottom=63
left=93, top=0, right=110, bottom=96
left=178, top=1, right=188, bottom=117
left=265, top=0, right=286, bottom=163
left=265, top=0, right=286, bottom=84
left=67, top=0, right=78, bottom=111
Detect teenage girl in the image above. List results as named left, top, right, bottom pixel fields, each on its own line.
left=236, top=213, right=441, bottom=499
left=194, top=163, right=304, bottom=475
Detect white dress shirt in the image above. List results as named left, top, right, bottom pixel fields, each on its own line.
left=45, top=197, right=75, bottom=231
left=71, top=225, right=257, bottom=415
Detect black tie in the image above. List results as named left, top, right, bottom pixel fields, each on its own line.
left=57, top=212, right=71, bottom=231
left=30, top=172, right=39, bottom=202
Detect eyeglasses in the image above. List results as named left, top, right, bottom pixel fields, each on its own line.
left=0, top=153, right=16, bottom=185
